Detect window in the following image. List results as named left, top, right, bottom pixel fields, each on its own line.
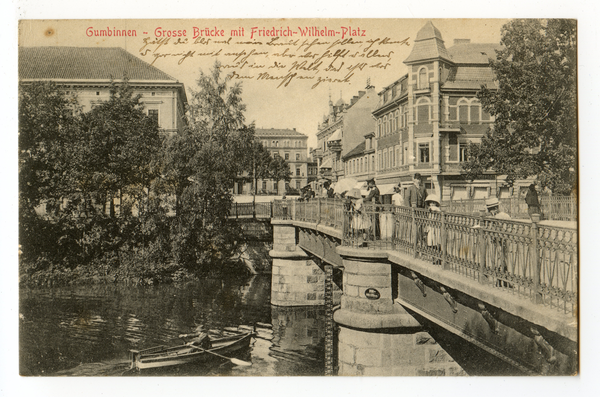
left=458, top=100, right=469, bottom=123
left=296, top=181, right=301, bottom=189
left=383, top=116, right=387, bottom=136
left=395, top=110, right=399, bottom=131
left=262, top=181, right=267, bottom=190
left=419, top=143, right=430, bottom=163
left=384, top=91, right=389, bottom=103
left=403, top=143, right=408, bottom=165
left=418, top=67, right=429, bottom=89
left=470, top=101, right=481, bottom=124
left=392, top=85, right=397, bottom=98
left=396, top=147, right=401, bottom=167
left=296, top=153, right=300, bottom=161
left=285, top=153, right=290, bottom=160
left=377, top=119, right=382, bottom=137
left=148, top=109, right=159, bottom=124
left=459, top=143, right=468, bottom=162
left=296, top=168, right=300, bottom=176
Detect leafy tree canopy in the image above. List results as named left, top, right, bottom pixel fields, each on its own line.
left=463, top=19, right=577, bottom=195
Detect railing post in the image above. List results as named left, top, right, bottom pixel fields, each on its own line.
left=531, top=213, right=542, bottom=304
left=412, top=205, right=417, bottom=258
left=235, top=202, right=238, bottom=219
left=317, top=198, right=322, bottom=224
left=441, top=210, right=448, bottom=270
left=478, top=212, right=486, bottom=284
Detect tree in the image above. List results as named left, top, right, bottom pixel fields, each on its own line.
left=268, top=153, right=292, bottom=194
left=18, top=82, right=82, bottom=271
left=242, top=140, right=274, bottom=212
left=19, top=81, right=79, bottom=214
left=463, top=19, right=577, bottom=194
left=75, top=82, right=163, bottom=217
left=163, top=61, right=254, bottom=274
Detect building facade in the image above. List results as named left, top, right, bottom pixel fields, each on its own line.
left=19, top=47, right=188, bottom=136
left=370, top=21, right=525, bottom=202
left=315, top=86, right=380, bottom=182
left=248, top=128, right=309, bottom=195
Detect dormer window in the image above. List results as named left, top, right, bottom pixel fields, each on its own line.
left=383, top=91, right=389, bottom=103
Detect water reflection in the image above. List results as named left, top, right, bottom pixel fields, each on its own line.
left=20, top=275, right=328, bottom=376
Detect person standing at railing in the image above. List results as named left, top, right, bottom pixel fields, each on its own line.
left=425, top=195, right=442, bottom=265
left=365, top=178, right=381, bottom=240
left=405, top=173, right=427, bottom=209
left=324, top=181, right=335, bottom=199
left=486, top=197, right=511, bottom=220
left=392, top=183, right=404, bottom=206
left=525, top=183, right=541, bottom=220
left=405, top=173, right=427, bottom=248
left=485, top=197, right=511, bottom=287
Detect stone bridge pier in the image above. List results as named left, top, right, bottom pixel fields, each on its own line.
left=270, top=221, right=464, bottom=376
left=334, top=247, right=465, bottom=376
left=269, top=222, right=342, bottom=306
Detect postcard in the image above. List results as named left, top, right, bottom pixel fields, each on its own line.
left=15, top=15, right=581, bottom=393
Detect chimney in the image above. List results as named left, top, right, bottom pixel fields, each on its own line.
left=293, top=128, right=296, bottom=131
left=454, top=39, right=471, bottom=45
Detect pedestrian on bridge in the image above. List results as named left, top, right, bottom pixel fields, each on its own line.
left=525, top=183, right=541, bottom=220
left=365, top=178, right=381, bottom=240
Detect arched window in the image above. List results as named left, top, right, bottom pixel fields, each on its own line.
left=395, top=110, right=399, bottom=131
left=458, top=99, right=469, bottom=123
left=383, top=116, right=388, bottom=136
left=377, top=119, right=382, bottom=137
left=418, top=67, right=429, bottom=90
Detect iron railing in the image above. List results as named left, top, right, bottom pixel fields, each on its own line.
left=272, top=198, right=578, bottom=315
left=230, top=202, right=273, bottom=219
left=443, top=196, right=577, bottom=221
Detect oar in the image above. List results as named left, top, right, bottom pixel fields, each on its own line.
left=188, top=345, right=252, bottom=367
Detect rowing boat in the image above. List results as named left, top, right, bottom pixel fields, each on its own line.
left=129, top=326, right=254, bottom=370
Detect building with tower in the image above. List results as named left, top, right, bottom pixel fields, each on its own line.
left=369, top=21, right=527, bottom=201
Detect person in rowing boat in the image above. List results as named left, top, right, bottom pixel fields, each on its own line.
left=189, top=332, right=211, bottom=350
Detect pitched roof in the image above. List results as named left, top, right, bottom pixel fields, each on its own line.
left=342, top=141, right=366, bottom=160
left=415, top=21, right=444, bottom=42
left=443, top=66, right=498, bottom=90
left=255, top=128, right=307, bottom=138
left=404, top=21, right=452, bottom=64
left=448, top=43, right=502, bottom=64
left=19, top=47, right=178, bottom=81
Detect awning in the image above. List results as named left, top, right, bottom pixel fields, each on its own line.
left=327, top=129, right=342, bottom=142
left=320, top=158, right=333, bottom=169
left=378, top=184, right=397, bottom=195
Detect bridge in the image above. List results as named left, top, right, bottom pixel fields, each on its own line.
left=265, top=198, right=578, bottom=376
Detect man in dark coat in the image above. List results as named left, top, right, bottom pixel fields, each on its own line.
left=365, top=178, right=381, bottom=239
left=405, top=173, right=427, bottom=209
left=525, top=184, right=541, bottom=219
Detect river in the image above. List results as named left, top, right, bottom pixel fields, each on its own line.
left=19, top=275, right=332, bottom=376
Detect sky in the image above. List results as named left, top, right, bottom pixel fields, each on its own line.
left=18, top=18, right=508, bottom=149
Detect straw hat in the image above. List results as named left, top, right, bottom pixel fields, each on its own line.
left=425, top=194, right=440, bottom=205
left=485, top=197, right=500, bottom=209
